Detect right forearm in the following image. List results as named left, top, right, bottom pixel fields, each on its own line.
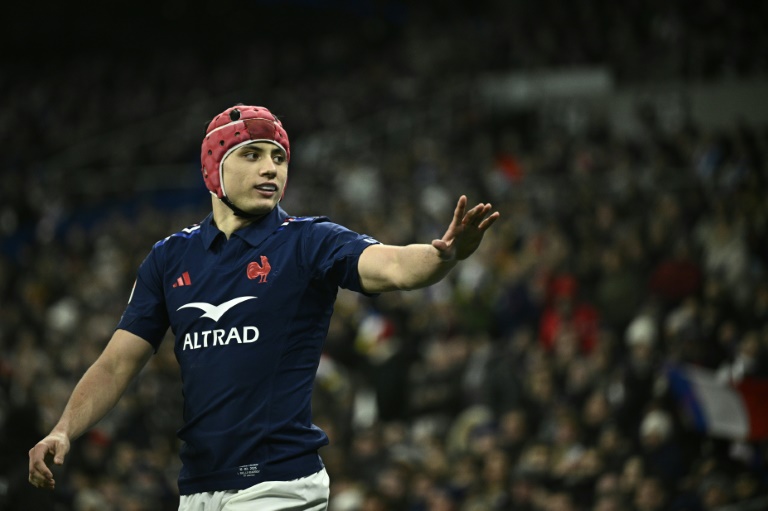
left=52, top=361, right=132, bottom=440
left=29, top=329, right=152, bottom=491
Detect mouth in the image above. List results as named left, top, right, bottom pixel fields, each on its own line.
left=254, top=183, right=278, bottom=197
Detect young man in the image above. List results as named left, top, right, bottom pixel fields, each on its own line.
left=28, top=105, right=499, bottom=510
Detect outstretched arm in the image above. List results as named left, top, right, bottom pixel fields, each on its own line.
left=358, top=195, right=499, bottom=293
left=28, top=329, right=154, bottom=490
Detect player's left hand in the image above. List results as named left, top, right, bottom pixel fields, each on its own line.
left=432, top=195, right=500, bottom=261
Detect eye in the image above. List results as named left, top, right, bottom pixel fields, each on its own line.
left=243, top=152, right=259, bottom=161
left=273, top=153, right=287, bottom=164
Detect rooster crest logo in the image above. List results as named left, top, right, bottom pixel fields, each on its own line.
left=247, top=256, right=271, bottom=283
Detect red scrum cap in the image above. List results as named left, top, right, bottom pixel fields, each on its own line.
left=201, top=105, right=290, bottom=199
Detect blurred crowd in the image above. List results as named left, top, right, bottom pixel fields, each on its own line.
left=2, top=1, right=768, bottom=510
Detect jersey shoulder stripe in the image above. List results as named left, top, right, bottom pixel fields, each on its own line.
left=282, top=216, right=320, bottom=225
left=154, top=224, right=202, bottom=248
left=276, top=216, right=324, bottom=231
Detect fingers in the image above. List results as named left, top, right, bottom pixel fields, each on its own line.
left=431, top=239, right=455, bottom=260
left=477, top=211, right=501, bottom=230
left=28, top=472, right=55, bottom=490
left=432, top=239, right=448, bottom=251
left=28, top=444, right=55, bottom=489
left=53, top=439, right=68, bottom=465
left=29, top=444, right=53, bottom=477
left=462, top=202, right=497, bottom=228
left=452, top=195, right=468, bottom=225
left=452, top=196, right=500, bottom=229
left=29, top=438, right=68, bottom=490
left=442, top=196, right=500, bottom=261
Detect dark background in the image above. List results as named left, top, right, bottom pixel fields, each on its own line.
left=2, top=1, right=768, bottom=510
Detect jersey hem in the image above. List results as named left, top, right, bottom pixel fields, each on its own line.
left=178, top=452, right=324, bottom=495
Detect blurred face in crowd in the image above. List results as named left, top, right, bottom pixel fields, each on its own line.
left=547, top=492, right=576, bottom=511
left=427, top=488, right=457, bottom=511
left=620, top=457, right=644, bottom=493
left=221, top=141, right=288, bottom=216
left=634, top=478, right=666, bottom=511
left=499, top=409, right=527, bottom=443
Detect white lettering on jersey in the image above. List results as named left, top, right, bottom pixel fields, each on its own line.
left=177, top=296, right=257, bottom=322
left=238, top=463, right=261, bottom=477
left=182, top=326, right=260, bottom=350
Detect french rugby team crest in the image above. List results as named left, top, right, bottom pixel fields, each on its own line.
left=247, top=256, right=271, bottom=282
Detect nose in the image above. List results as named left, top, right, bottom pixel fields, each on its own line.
left=259, top=159, right=277, bottom=177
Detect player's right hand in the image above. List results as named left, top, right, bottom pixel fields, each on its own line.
left=28, top=432, right=70, bottom=490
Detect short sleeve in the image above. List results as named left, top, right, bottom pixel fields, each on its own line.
left=302, top=220, right=380, bottom=294
left=115, top=247, right=170, bottom=351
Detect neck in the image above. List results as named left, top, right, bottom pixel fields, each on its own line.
left=211, top=197, right=268, bottom=238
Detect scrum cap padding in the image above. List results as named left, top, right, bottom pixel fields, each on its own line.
left=201, top=105, right=290, bottom=198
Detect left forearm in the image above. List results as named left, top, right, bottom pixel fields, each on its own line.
left=360, top=244, right=458, bottom=293
left=397, top=244, right=458, bottom=290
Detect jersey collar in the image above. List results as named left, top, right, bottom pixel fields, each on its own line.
left=201, top=206, right=289, bottom=250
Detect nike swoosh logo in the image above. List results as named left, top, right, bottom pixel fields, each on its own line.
left=177, top=296, right=257, bottom=322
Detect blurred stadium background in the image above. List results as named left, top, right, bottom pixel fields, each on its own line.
left=2, top=0, right=768, bottom=509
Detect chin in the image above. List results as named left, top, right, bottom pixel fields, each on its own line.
left=244, top=201, right=278, bottom=216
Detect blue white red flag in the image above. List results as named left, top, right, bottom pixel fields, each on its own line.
left=666, top=364, right=768, bottom=441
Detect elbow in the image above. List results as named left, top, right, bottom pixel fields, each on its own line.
left=389, top=275, right=437, bottom=292
left=362, top=280, right=407, bottom=294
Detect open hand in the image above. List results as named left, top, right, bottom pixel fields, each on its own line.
left=28, top=432, right=70, bottom=490
left=432, top=195, right=500, bottom=261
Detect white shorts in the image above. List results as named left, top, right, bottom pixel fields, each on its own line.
left=178, top=468, right=330, bottom=511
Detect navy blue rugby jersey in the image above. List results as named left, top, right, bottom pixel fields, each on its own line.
left=116, top=206, right=379, bottom=495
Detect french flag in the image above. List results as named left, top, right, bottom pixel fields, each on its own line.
left=667, top=364, right=768, bottom=441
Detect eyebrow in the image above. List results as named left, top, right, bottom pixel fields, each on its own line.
left=239, top=144, right=286, bottom=156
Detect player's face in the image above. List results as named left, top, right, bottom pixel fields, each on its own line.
left=222, top=142, right=288, bottom=215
